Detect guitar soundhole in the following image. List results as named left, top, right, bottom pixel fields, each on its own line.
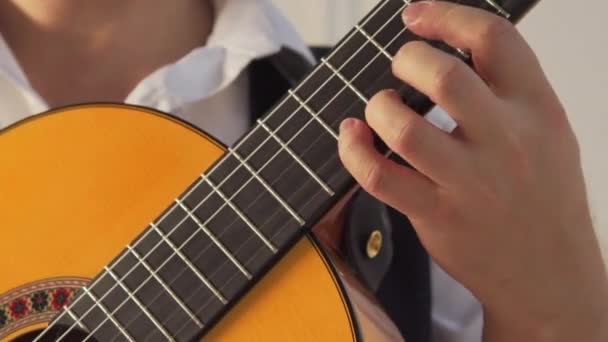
left=13, top=326, right=94, bottom=342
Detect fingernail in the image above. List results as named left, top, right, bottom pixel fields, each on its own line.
left=340, top=118, right=357, bottom=132
left=403, top=1, right=431, bottom=26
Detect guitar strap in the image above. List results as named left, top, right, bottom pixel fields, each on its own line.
left=247, top=47, right=431, bottom=342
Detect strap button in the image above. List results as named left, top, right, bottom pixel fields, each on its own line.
left=366, top=230, right=383, bottom=259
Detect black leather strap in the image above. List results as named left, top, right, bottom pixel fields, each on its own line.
left=248, top=47, right=314, bottom=120
left=344, top=190, right=394, bottom=292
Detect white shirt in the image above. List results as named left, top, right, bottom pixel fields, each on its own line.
left=0, top=0, right=481, bottom=340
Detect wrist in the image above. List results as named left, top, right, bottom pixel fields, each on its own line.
left=482, top=294, right=608, bottom=342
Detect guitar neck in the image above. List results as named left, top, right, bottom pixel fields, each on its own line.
left=50, top=0, right=540, bottom=340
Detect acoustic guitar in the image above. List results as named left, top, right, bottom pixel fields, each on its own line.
left=0, top=0, right=538, bottom=340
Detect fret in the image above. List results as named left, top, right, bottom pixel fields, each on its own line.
left=327, top=17, right=400, bottom=84
left=485, top=0, right=511, bottom=18
left=64, top=307, right=88, bottom=332
left=201, top=175, right=278, bottom=253
left=150, top=223, right=228, bottom=304
left=180, top=175, right=281, bottom=275
left=354, top=24, right=394, bottom=60
left=379, top=22, right=416, bottom=58
left=257, top=119, right=335, bottom=195
left=32, top=1, right=542, bottom=341
left=291, top=9, right=408, bottom=128
left=287, top=89, right=338, bottom=140
left=356, top=55, right=403, bottom=101
left=361, top=0, right=408, bottom=38
left=51, top=311, right=90, bottom=341
left=127, top=226, right=237, bottom=331
left=286, top=119, right=342, bottom=178
left=253, top=144, right=334, bottom=225
left=221, top=130, right=323, bottom=251
left=104, top=266, right=175, bottom=342
left=320, top=58, right=370, bottom=104
left=122, top=254, right=205, bottom=340
left=155, top=202, right=181, bottom=228
left=108, top=251, right=198, bottom=339
left=82, top=287, right=134, bottom=342
left=182, top=239, right=247, bottom=302
left=65, top=277, right=119, bottom=340
left=126, top=246, right=204, bottom=329
left=155, top=204, right=240, bottom=297
left=245, top=116, right=337, bottom=219
left=175, top=198, right=253, bottom=279
left=228, top=148, right=306, bottom=226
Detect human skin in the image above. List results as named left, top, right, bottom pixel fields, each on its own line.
left=338, top=2, right=608, bottom=341
left=0, top=0, right=214, bottom=108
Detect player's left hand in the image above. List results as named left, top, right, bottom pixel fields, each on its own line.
left=338, top=2, right=608, bottom=341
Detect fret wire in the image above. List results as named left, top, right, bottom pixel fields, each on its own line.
left=64, top=307, right=88, bottom=331
left=40, top=1, right=405, bottom=341
left=104, top=266, right=176, bottom=342
left=175, top=198, right=253, bottom=279
left=257, top=120, right=335, bottom=195
left=354, top=24, right=394, bottom=60
left=229, top=5, right=413, bottom=211
left=171, top=231, right=271, bottom=339
left=320, top=57, right=370, bottom=104
left=287, top=89, right=339, bottom=140
left=50, top=309, right=82, bottom=342
left=485, top=0, right=511, bottom=18
left=173, top=1, right=408, bottom=245
left=148, top=0, right=406, bottom=249
left=241, top=13, right=414, bottom=230
left=151, top=223, right=229, bottom=304
left=287, top=90, right=339, bottom=140
left=126, top=245, right=204, bottom=328
left=169, top=0, right=403, bottom=213
left=81, top=288, right=134, bottom=342
left=77, top=229, right=222, bottom=342
left=201, top=176, right=278, bottom=253
left=228, top=148, right=306, bottom=226
left=275, top=26, right=422, bottom=226
left=168, top=0, right=400, bottom=214
left=243, top=11, right=412, bottom=227
left=44, top=0, right=528, bottom=340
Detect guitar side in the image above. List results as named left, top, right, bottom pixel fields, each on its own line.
left=0, top=104, right=402, bottom=341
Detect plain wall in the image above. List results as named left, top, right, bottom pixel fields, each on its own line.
left=272, top=0, right=608, bottom=257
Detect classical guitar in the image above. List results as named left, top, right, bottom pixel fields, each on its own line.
left=0, top=0, right=539, bottom=340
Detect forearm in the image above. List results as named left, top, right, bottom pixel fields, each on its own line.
left=482, top=238, right=608, bottom=342
left=483, top=306, right=608, bottom=342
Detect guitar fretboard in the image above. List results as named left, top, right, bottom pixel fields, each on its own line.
left=41, top=0, right=539, bottom=341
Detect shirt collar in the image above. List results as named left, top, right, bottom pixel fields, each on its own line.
left=125, top=0, right=315, bottom=111
left=0, top=0, right=314, bottom=113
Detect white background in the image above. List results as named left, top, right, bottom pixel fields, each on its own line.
left=272, top=0, right=608, bottom=257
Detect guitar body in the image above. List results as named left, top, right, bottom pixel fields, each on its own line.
left=0, top=105, right=402, bottom=341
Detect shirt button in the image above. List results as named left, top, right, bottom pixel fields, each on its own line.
left=366, top=230, right=383, bottom=259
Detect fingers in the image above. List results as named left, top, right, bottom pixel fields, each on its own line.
left=365, top=90, right=468, bottom=185
left=338, top=118, right=437, bottom=218
left=392, top=40, right=501, bottom=139
left=403, top=1, right=546, bottom=98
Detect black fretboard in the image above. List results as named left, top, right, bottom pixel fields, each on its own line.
left=41, top=0, right=540, bottom=341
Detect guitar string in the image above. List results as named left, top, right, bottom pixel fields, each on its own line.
left=163, top=0, right=508, bottom=337
left=107, top=0, right=509, bottom=339
left=100, top=3, right=413, bottom=342
left=38, top=0, right=403, bottom=340
left=89, top=3, right=412, bottom=341
left=42, top=0, right=508, bottom=338
left=150, top=9, right=413, bottom=342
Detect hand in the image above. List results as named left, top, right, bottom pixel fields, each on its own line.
left=338, top=2, right=608, bottom=341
